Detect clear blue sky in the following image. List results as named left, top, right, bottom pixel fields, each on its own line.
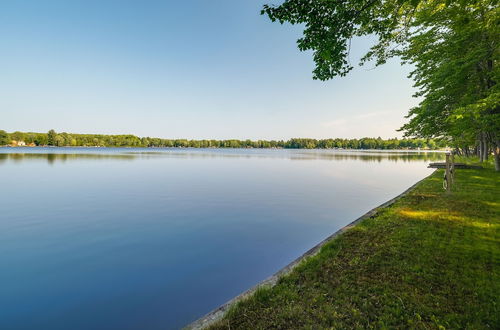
left=0, top=0, right=417, bottom=140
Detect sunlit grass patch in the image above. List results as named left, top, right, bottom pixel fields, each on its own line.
left=469, top=221, right=498, bottom=229
left=398, top=209, right=461, bottom=221
left=482, top=201, right=499, bottom=208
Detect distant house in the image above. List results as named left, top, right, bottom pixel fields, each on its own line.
left=11, top=140, right=26, bottom=146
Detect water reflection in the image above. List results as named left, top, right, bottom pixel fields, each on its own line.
left=0, top=147, right=444, bottom=165
left=289, top=151, right=443, bottom=162
left=0, top=152, right=136, bottom=165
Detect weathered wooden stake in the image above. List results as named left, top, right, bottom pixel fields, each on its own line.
left=445, top=153, right=451, bottom=193
left=450, top=152, right=455, bottom=184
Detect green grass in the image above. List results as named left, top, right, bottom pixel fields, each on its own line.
left=209, top=160, right=499, bottom=329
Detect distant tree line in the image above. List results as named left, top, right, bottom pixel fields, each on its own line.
left=0, top=129, right=445, bottom=150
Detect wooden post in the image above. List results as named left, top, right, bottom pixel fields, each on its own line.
left=445, top=153, right=451, bottom=193
left=450, top=152, right=455, bottom=184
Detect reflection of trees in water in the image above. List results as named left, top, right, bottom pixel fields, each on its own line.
left=0, top=149, right=445, bottom=165
left=0, top=153, right=136, bottom=165
left=123, top=150, right=444, bottom=162
left=289, top=152, right=445, bottom=162
left=124, top=151, right=444, bottom=162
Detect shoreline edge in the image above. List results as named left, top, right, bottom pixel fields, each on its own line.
left=186, top=170, right=436, bottom=329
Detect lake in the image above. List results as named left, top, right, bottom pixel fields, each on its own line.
left=0, top=148, right=442, bottom=329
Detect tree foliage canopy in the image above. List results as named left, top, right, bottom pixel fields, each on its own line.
left=0, top=130, right=9, bottom=145
left=262, top=0, right=499, bottom=168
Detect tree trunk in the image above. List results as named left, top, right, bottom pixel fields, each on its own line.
left=483, top=136, right=489, bottom=161
left=494, top=148, right=500, bottom=171
left=479, top=132, right=489, bottom=162
left=479, top=136, right=484, bottom=162
left=494, top=139, right=500, bottom=171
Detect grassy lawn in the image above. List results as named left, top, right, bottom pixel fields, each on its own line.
left=209, top=160, right=499, bottom=329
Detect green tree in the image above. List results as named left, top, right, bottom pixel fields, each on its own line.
left=262, top=0, right=499, bottom=169
left=47, top=129, right=57, bottom=146
left=397, top=1, right=499, bottom=167
left=0, top=130, right=9, bottom=145
left=55, top=135, right=65, bottom=147
left=10, top=131, right=25, bottom=142
left=34, top=133, right=48, bottom=146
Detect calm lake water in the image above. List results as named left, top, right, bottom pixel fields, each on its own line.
left=0, top=147, right=443, bottom=329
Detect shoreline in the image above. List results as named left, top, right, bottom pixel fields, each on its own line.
left=0, top=146, right=446, bottom=153
left=186, top=172, right=435, bottom=329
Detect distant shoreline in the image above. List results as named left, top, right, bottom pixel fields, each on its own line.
left=0, top=145, right=446, bottom=152
left=0, top=130, right=446, bottom=150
